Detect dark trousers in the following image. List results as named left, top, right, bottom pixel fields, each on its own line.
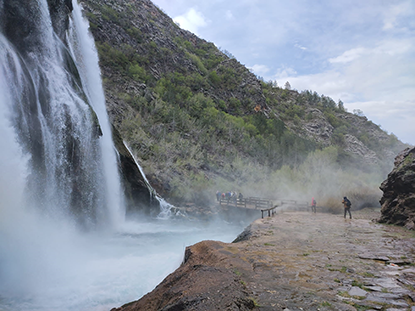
left=344, top=207, right=352, bottom=219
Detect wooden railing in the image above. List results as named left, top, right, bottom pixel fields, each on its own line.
left=219, top=197, right=246, bottom=208
left=246, top=197, right=273, bottom=209
left=219, top=197, right=273, bottom=209
left=261, top=205, right=279, bottom=218
left=218, top=196, right=311, bottom=218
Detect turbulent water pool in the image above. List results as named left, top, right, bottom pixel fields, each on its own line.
left=0, top=216, right=250, bottom=311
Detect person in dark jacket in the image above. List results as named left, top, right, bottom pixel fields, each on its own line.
left=216, top=191, right=221, bottom=202
left=342, top=196, right=352, bottom=219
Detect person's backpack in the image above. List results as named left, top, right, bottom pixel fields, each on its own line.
left=312, top=199, right=316, bottom=206
left=346, top=198, right=351, bottom=207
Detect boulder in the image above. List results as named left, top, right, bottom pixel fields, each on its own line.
left=379, top=147, right=415, bottom=229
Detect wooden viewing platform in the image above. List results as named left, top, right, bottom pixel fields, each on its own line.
left=219, top=197, right=310, bottom=217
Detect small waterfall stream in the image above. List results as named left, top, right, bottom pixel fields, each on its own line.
left=124, top=142, right=177, bottom=219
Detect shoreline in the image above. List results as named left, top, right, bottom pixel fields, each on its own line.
left=112, top=208, right=415, bottom=311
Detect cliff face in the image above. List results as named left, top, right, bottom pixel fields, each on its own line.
left=379, top=147, right=415, bottom=229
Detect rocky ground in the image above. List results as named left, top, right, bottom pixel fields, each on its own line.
left=112, top=208, right=415, bottom=311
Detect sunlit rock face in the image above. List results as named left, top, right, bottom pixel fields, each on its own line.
left=379, top=147, right=415, bottom=229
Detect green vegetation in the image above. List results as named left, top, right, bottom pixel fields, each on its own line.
left=249, top=297, right=260, bottom=307
left=85, top=0, right=408, bottom=205
left=351, top=280, right=366, bottom=289
left=320, top=301, right=332, bottom=307
left=359, top=272, right=375, bottom=278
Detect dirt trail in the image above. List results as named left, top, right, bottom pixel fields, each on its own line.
left=113, top=209, right=415, bottom=311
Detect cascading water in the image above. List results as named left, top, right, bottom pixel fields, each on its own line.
left=0, top=1, right=257, bottom=310
left=0, top=0, right=120, bottom=228
left=68, top=1, right=124, bottom=227
left=124, top=142, right=177, bottom=219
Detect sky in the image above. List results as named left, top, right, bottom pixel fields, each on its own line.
left=151, top=0, right=415, bottom=146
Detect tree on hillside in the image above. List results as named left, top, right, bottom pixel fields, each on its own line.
left=284, top=81, right=291, bottom=90
left=353, top=109, right=365, bottom=117
left=338, top=100, right=345, bottom=112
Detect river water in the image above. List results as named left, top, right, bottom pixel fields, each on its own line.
left=0, top=207, right=252, bottom=311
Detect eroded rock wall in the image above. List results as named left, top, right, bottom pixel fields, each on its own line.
left=379, top=147, right=415, bottom=229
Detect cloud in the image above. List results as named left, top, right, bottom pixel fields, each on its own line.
left=294, top=43, right=307, bottom=51
left=173, top=8, right=209, bottom=35
left=272, top=66, right=298, bottom=80
left=329, top=38, right=412, bottom=64
left=329, top=48, right=367, bottom=64
left=348, top=99, right=415, bottom=145
left=382, top=0, right=414, bottom=30
left=225, top=10, right=234, bottom=21
left=249, top=64, right=269, bottom=77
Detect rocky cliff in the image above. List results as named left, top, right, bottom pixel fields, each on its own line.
left=379, top=147, right=415, bottom=229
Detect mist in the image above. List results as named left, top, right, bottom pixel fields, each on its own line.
left=211, top=146, right=383, bottom=213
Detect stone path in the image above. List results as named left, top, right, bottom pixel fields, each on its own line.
left=237, top=209, right=415, bottom=310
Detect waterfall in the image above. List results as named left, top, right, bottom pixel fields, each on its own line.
left=0, top=0, right=128, bottom=308
left=68, top=0, right=125, bottom=227
left=0, top=0, right=124, bottom=228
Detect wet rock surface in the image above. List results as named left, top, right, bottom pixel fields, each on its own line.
left=112, top=209, right=415, bottom=310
